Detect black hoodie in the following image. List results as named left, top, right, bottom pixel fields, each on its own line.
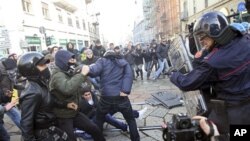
left=55, top=50, right=75, bottom=72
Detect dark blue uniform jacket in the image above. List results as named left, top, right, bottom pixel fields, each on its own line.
left=171, top=35, right=250, bottom=101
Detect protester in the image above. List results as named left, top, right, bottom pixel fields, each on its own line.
left=0, top=99, right=18, bottom=141
left=82, top=50, right=140, bottom=141
left=49, top=50, right=105, bottom=141
left=18, top=52, right=68, bottom=141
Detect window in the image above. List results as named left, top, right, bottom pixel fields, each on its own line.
left=22, top=0, right=32, bottom=13
left=42, top=2, right=50, bottom=19
left=82, top=19, right=86, bottom=30
left=56, top=8, right=63, bottom=23
left=76, top=17, right=80, bottom=29
left=205, top=0, right=208, bottom=8
left=67, top=13, right=73, bottom=26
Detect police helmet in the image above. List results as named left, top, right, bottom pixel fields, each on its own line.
left=193, top=11, right=229, bottom=48
left=17, top=52, right=49, bottom=77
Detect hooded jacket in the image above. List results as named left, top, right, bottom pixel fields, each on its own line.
left=49, top=50, right=86, bottom=118
left=89, top=52, right=133, bottom=96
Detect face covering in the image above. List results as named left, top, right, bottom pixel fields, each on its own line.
left=40, top=67, right=51, bottom=81
left=7, top=68, right=17, bottom=83
left=68, top=62, right=77, bottom=70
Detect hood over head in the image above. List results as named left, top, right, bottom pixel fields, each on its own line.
left=55, top=50, right=75, bottom=71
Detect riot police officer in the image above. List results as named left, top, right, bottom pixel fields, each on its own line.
left=18, top=52, right=68, bottom=141
left=170, top=11, right=250, bottom=140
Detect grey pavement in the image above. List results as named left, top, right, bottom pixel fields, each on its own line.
left=4, top=76, right=187, bottom=141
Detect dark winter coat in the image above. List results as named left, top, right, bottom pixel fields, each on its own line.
left=89, top=54, right=133, bottom=96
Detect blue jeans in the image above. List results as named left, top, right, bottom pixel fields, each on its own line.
left=6, top=107, right=21, bottom=129
left=104, top=114, right=127, bottom=131
left=96, top=96, right=140, bottom=141
left=88, top=77, right=100, bottom=90
left=144, top=61, right=153, bottom=78
left=154, top=58, right=169, bottom=79
left=0, top=123, right=10, bottom=141
left=91, top=110, right=139, bottom=131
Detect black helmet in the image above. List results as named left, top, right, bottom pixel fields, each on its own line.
left=193, top=11, right=230, bottom=47
left=17, top=52, right=49, bottom=77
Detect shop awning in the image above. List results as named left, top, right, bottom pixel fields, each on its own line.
left=25, top=36, right=41, bottom=45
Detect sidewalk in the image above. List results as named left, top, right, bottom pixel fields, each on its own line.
left=4, top=77, right=187, bottom=141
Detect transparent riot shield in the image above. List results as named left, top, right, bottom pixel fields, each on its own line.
left=169, top=35, right=207, bottom=117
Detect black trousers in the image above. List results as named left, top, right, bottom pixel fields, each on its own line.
left=96, top=96, right=140, bottom=141
left=57, top=112, right=105, bottom=141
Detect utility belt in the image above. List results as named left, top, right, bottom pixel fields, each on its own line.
left=224, top=97, right=250, bottom=107
left=34, top=126, right=69, bottom=141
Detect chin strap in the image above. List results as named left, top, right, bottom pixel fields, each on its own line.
left=214, top=26, right=238, bottom=46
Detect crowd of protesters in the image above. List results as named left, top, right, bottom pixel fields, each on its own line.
left=1, top=38, right=173, bottom=141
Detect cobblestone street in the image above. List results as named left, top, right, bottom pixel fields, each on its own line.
left=4, top=77, right=187, bottom=141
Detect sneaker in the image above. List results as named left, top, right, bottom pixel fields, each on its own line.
left=138, top=107, right=148, bottom=120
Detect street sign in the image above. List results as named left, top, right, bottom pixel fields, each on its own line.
left=39, top=26, right=46, bottom=34
left=0, top=27, right=11, bottom=48
left=237, top=2, right=247, bottom=12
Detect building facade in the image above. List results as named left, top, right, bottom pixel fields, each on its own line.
left=0, top=0, right=100, bottom=57
left=179, top=0, right=247, bottom=34
left=134, top=0, right=248, bottom=43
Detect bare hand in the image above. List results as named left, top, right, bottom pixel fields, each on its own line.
left=4, top=98, right=19, bottom=111
left=120, top=92, right=128, bottom=97
left=67, top=102, right=78, bottom=111
left=192, top=116, right=219, bottom=136
left=81, top=65, right=90, bottom=76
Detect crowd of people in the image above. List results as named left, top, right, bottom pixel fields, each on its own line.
left=1, top=11, right=250, bottom=141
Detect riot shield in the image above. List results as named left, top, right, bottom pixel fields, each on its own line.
left=169, top=35, right=207, bottom=117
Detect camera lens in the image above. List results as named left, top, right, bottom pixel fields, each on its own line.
left=180, top=120, right=191, bottom=129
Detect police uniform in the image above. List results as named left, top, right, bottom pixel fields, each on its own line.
left=170, top=11, right=250, bottom=135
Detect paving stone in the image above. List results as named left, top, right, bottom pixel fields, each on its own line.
left=164, top=113, right=174, bottom=122
left=140, top=136, right=158, bottom=141
left=168, top=106, right=187, bottom=114
left=142, top=129, right=164, bottom=141
left=145, top=116, right=164, bottom=126
left=150, top=107, right=169, bottom=118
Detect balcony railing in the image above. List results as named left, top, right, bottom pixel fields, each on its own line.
left=53, top=0, right=77, bottom=13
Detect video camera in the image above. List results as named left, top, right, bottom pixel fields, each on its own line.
left=163, top=113, right=207, bottom=141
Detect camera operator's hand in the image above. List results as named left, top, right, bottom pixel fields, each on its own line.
left=192, top=116, right=220, bottom=138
